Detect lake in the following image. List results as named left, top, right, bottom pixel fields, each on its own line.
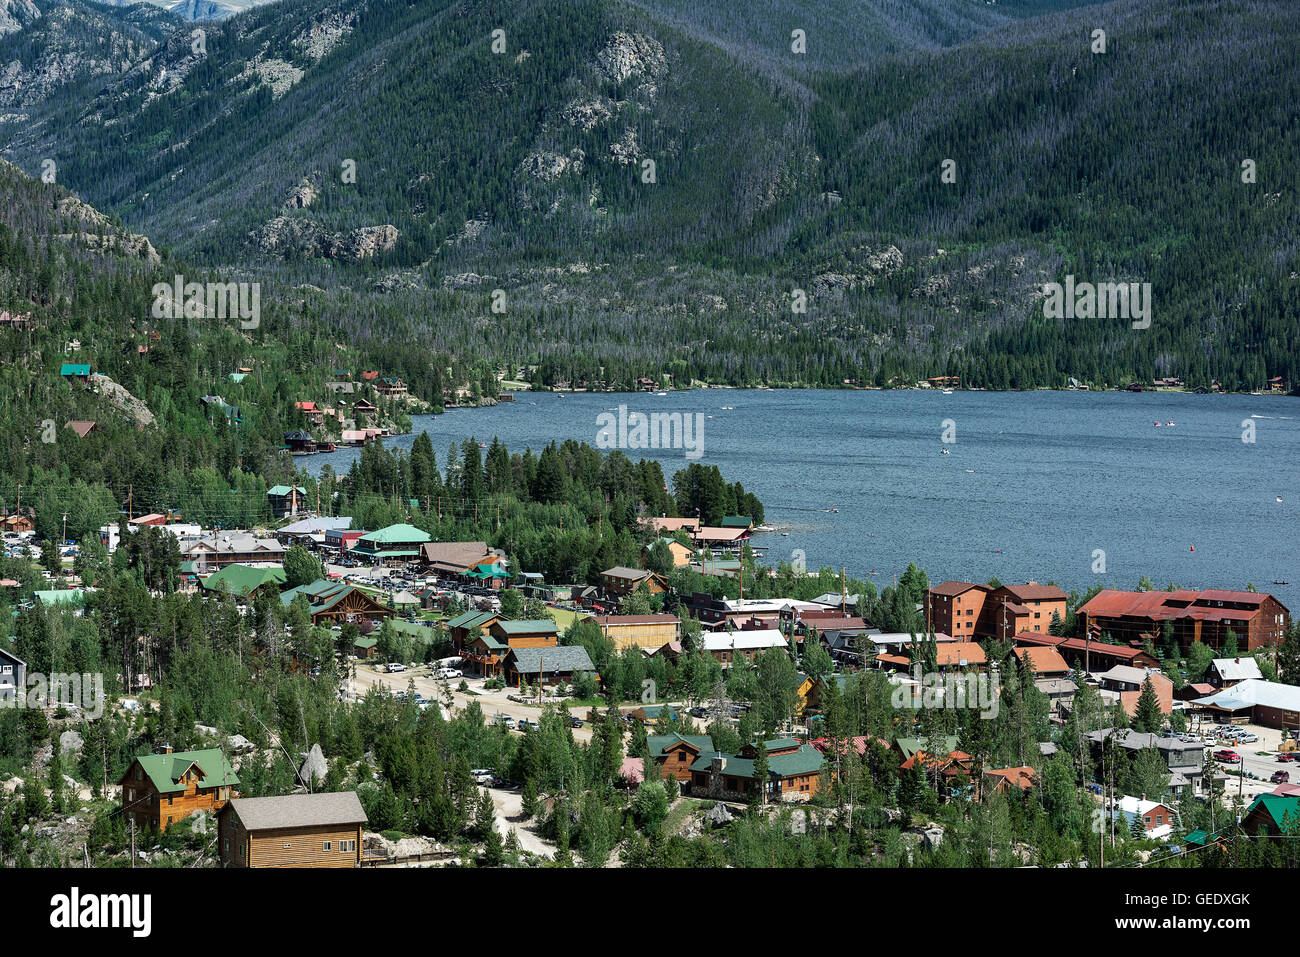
left=303, top=389, right=1300, bottom=608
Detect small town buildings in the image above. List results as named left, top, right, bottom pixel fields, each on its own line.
left=692, top=526, right=748, bottom=549
left=1013, top=631, right=1160, bottom=671
left=350, top=523, right=431, bottom=564
left=1241, top=795, right=1300, bottom=838
left=1192, top=679, right=1300, bottom=730
left=1208, top=657, right=1263, bottom=688
left=599, top=566, right=669, bottom=599
left=487, top=619, right=559, bottom=647
left=446, top=610, right=502, bottom=651
left=1111, top=796, right=1178, bottom=838
left=199, top=563, right=287, bottom=601
left=279, top=579, right=394, bottom=625
left=267, top=485, right=308, bottom=518
left=642, top=537, right=696, bottom=568
left=325, top=527, right=367, bottom=554
left=119, top=747, right=240, bottom=831
left=924, top=581, right=1067, bottom=639
left=1014, top=645, right=1072, bottom=678
left=1086, top=729, right=1205, bottom=795
left=275, top=516, right=352, bottom=545
left=701, top=629, right=787, bottom=666
left=0, top=646, right=25, bottom=701
left=593, top=614, right=680, bottom=651
left=1097, top=665, right=1174, bottom=716
left=421, top=541, right=494, bottom=577
left=184, top=534, right=285, bottom=571
left=1076, top=588, right=1290, bottom=652
left=218, top=791, right=367, bottom=868
left=505, top=645, right=596, bottom=687
left=688, top=739, right=825, bottom=803
left=924, top=581, right=988, bottom=638
left=1, top=510, right=35, bottom=533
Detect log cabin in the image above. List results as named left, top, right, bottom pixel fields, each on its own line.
left=219, top=791, right=368, bottom=868
left=119, top=747, right=240, bottom=832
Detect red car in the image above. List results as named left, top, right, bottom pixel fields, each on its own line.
left=1214, top=749, right=1241, bottom=763
left=1278, top=753, right=1296, bottom=763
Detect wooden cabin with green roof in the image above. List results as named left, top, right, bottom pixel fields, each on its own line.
left=688, top=738, right=826, bottom=803
left=446, top=609, right=501, bottom=651
left=119, top=747, right=239, bottom=832
left=280, top=579, right=394, bottom=625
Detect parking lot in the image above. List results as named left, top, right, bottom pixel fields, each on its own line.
left=1186, top=720, right=1299, bottom=799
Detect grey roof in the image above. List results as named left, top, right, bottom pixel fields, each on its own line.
left=508, top=645, right=595, bottom=675
left=224, top=791, right=367, bottom=831
left=1194, top=678, right=1300, bottom=713
left=1211, top=658, right=1263, bottom=681
left=280, top=517, right=353, bottom=535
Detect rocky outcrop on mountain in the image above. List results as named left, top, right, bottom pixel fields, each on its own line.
left=519, top=148, right=585, bottom=182
left=236, top=55, right=304, bottom=99
left=559, top=95, right=614, bottom=130
left=595, top=32, right=665, bottom=88
left=53, top=193, right=160, bottom=262
left=90, top=373, right=156, bottom=428
left=250, top=216, right=397, bottom=261
left=293, top=8, right=359, bottom=61
left=282, top=178, right=317, bottom=209
left=0, top=0, right=39, bottom=38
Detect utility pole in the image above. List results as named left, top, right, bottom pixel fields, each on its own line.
left=130, top=819, right=135, bottom=868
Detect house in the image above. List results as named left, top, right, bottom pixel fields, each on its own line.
left=1241, top=795, right=1300, bottom=838
left=593, top=614, right=679, bottom=651
left=1097, top=666, right=1174, bottom=716
left=504, top=645, right=596, bottom=687
left=65, top=420, right=97, bottom=438
left=1208, top=657, right=1263, bottom=688
left=1014, top=645, right=1072, bottom=678
left=279, top=579, right=394, bottom=625
left=876, top=641, right=987, bottom=674
left=283, top=430, right=316, bottom=453
left=267, top=485, right=308, bottom=518
left=352, top=636, right=378, bottom=659
left=600, top=566, right=669, bottom=599
left=2, top=510, right=35, bottom=533
left=487, top=619, right=559, bottom=648
left=199, top=563, right=287, bottom=601
left=643, top=517, right=700, bottom=536
left=1111, top=796, right=1178, bottom=838
left=642, top=537, right=696, bottom=568
left=446, top=610, right=502, bottom=651
left=701, top=629, right=787, bottom=666
left=352, top=399, right=379, bottom=417
left=325, top=528, right=367, bottom=554
left=201, top=395, right=242, bottom=424
left=325, top=381, right=356, bottom=395
left=692, top=526, right=748, bottom=549
left=60, top=363, right=91, bottom=381
left=1086, top=729, right=1206, bottom=795
left=719, top=515, right=753, bottom=530
left=119, top=747, right=239, bottom=831
left=797, top=672, right=850, bottom=717
left=924, top=581, right=1067, bottom=639
left=688, top=739, right=825, bottom=803
left=0, top=646, right=25, bottom=701
left=374, top=377, right=407, bottom=396
left=1192, top=679, right=1300, bottom=730
left=350, top=523, right=431, bottom=564
left=983, top=766, right=1036, bottom=797
left=294, top=401, right=325, bottom=424
left=218, top=791, right=367, bottom=868
left=1077, top=588, right=1290, bottom=652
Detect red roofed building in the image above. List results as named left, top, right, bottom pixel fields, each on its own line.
left=1077, top=589, right=1289, bottom=652
left=983, top=766, right=1036, bottom=797
left=1014, top=645, right=1072, bottom=678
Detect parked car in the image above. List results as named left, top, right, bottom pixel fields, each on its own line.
left=688, top=706, right=707, bottom=718
left=1236, top=733, right=1259, bottom=743
left=493, top=714, right=515, bottom=729
left=517, top=718, right=538, bottom=731
left=1213, top=749, right=1241, bottom=763
left=1271, top=770, right=1290, bottom=784
left=470, top=769, right=495, bottom=786
left=435, top=667, right=462, bottom=679
left=568, top=717, right=584, bottom=728
left=1277, top=753, right=1295, bottom=762
left=386, top=662, right=406, bottom=673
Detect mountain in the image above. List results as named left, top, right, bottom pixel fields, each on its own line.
left=1, top=0, right=1296, bottom=392
left=95, top=0, right=280, bottom=21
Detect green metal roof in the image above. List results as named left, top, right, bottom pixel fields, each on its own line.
left=129, top=749, right=239, bottom=795
left=60, top=363, right=91, bottom=376
left=200, top=563, right=286, bottom=596
left=267, top=485, right=306, bottom=496
left=720, top=515, right=752, bottom=528
left=647, top=733, right=713, bottom=757
left=354, top=636, right=378, bottom=650
left=34, top=589, right=86, bottom=605
left=357, top=523, right=431, bottom=545
left=1245, top=794, right=1300, bottom=830
left=447, top=610, right=496, bottom=630
left=689, top=744, right=825, bottom=780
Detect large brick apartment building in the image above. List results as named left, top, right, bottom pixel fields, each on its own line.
left=1076, top=589, right=1290, bottom=652
left=924, top=581, right=1068, bottom=640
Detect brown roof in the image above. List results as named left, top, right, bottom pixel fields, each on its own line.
left=223, top=791, right=367, bottom=831
left=998, top=582, right=1068, bottom=602
left=420, top=541, right=491, bottom=569
left=645, top=517, right=700, bottom=533
left=65, top=420, right=96, bottom=438
left=1014, top=646, right=1071, bottom=675
left=929, top=581, right=987, bottom=597
left=934, top=642, right=988, bottom=666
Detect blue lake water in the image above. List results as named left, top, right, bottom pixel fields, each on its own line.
left=304, top=389, right=1300, bottom=608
